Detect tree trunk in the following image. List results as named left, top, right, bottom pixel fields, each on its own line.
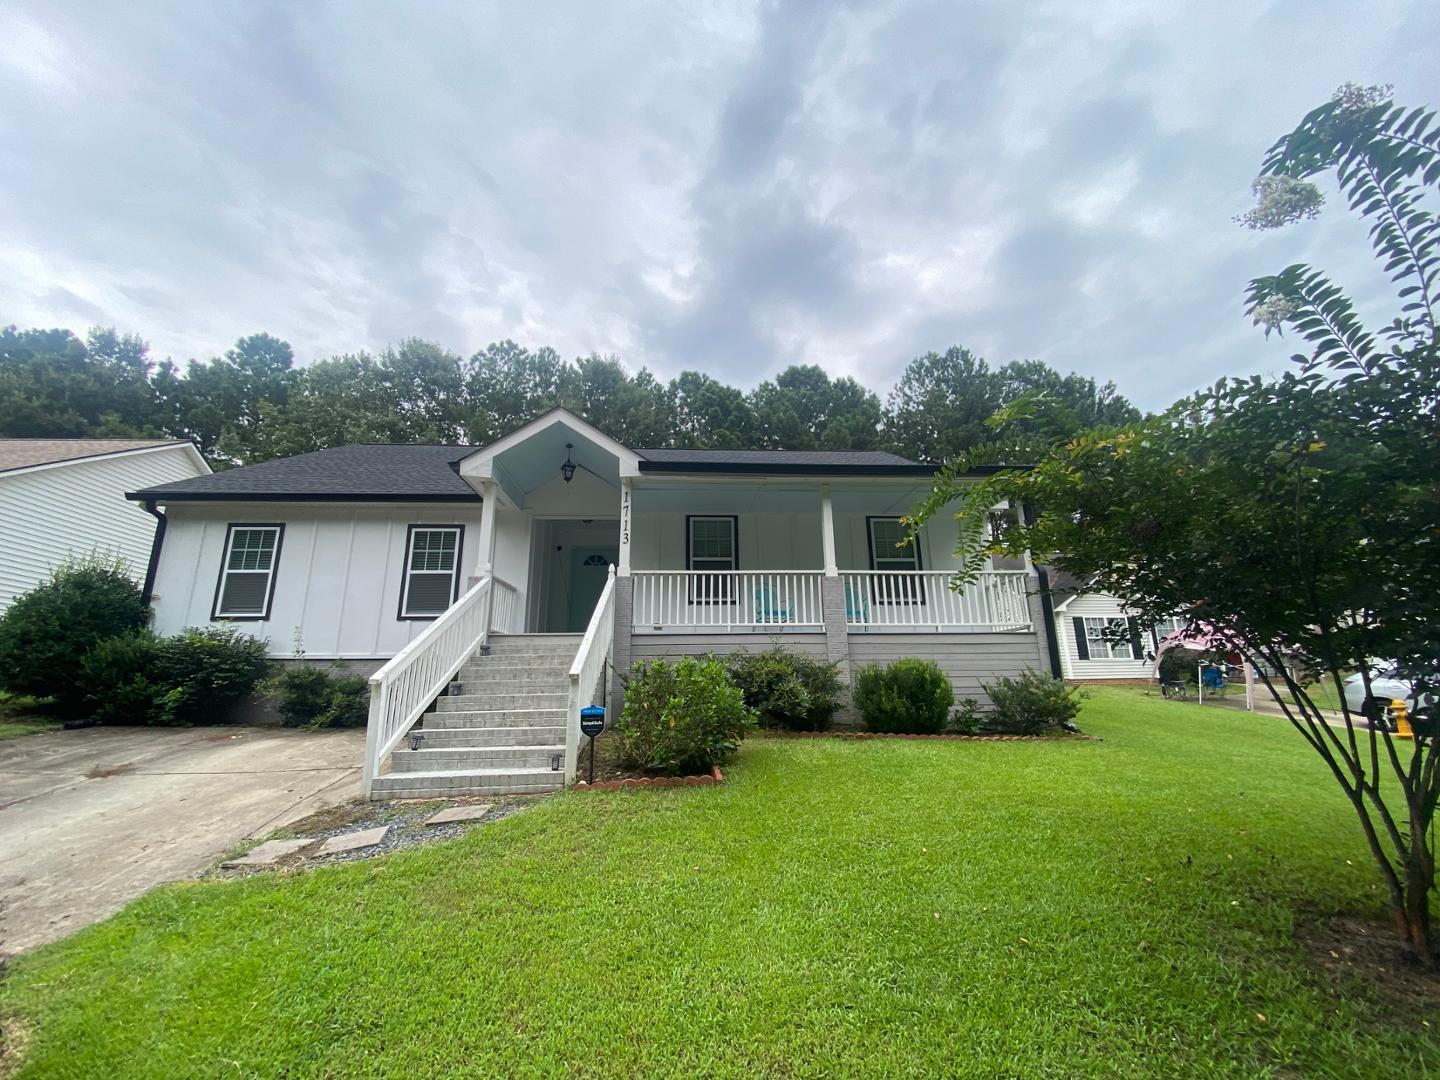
left=1402, top=827, right=1437, bottom=970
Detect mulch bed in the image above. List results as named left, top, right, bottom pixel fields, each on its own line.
left=574, top=765, right=724, bottom=791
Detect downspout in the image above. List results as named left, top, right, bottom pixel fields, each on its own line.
left=139, top=499, right=166, bottom=609
left=1021, top=500, right=1064, bottom=679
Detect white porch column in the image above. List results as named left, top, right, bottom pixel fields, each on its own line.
left=618, top=477, right=633, bottom=577
left=820, top=482, right=838, bottom=577
left=475, top=479, right=499, bottom=578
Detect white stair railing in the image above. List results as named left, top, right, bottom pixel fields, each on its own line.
left=361, top=574, right=515, bottom=798
left=565, top=566, right=617, bottom=784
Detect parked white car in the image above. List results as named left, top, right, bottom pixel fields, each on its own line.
left=1342, top=663, right=1432, bottom=730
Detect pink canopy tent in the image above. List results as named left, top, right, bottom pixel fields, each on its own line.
left=1152, top=624, right=1256, bottom=710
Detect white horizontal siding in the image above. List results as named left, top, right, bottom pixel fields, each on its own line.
left=0, top=446, right=203, bottom=608
left=1056, top=592, right=1155, bottom=680
left=150, top=503, right=494, bottom=659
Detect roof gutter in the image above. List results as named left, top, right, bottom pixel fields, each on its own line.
left=124, top=491, right=483, bottom=504
left=138, top=499, right=166, bottom=609
left=636, top=461, right=942, bottom=477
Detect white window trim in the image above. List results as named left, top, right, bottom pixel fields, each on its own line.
left=1082, top=616, right=1133, bottom=660
left=400, top=526, right=464, bottom=620
left=686, top=515, right=738, bottom=604
left=213, top=524, right=283, bottom=621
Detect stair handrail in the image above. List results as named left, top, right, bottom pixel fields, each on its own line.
left=565, top=566, right=617, bottom=784
left=361, top=574, right=497, bottom=798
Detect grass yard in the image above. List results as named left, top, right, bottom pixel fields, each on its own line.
left=0, top=694, right=56, bottom=741
left=2, top=688, right=1435, bottom=1078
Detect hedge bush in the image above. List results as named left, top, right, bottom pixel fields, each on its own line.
left=0, top=558, right=148, bottom=715
left=268, top=664, right=370, bottom=729
left=852, top=658, right=954, bottom=734
left=78, top=627, right=271, bottom=725
left=726, top=647, right=843, bottom=731
left=982, top=669, right=1085, bottom=735
left=613, top=658, right=754, bottom=775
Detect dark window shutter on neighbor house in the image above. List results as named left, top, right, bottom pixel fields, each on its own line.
left=1073, top=617, right=1090, bottom=660
left=1128, top=618, right=1145, bottom=659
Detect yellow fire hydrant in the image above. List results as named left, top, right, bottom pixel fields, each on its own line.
left=1392, top=699, right=1411, bottom=739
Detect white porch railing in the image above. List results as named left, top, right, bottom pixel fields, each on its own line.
left=631, top=571, right=825, bottom=631
left=361, top=574, right=518, bottom=797
left=566, top=566, right=617, bottom=784
left=843, top=570, right=1032, bottom=631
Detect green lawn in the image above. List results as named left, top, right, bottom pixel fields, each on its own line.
left=0, top=693, right=57, bottom=740
left=2, top=688, right=1434, bottom=1078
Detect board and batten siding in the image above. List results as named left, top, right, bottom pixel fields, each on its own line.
left=0, top=446, right=204, bottom=608
left=1054, top=591, right=1155, bottom=680
left=148, top=503, right=525, bottom=659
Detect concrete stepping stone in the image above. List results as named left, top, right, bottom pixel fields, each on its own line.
left=425, top=803, right=493, bottom=825
left=222, top=838, right=315, bottom=868
left=315, top=826, right=390, bottom=856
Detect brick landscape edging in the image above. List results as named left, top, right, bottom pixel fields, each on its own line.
left=757, top=731, right=1099, bottom=742
left=574, top=765, right=725, bottom=791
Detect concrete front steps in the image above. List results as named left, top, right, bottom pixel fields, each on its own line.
left=369, top=634, right=581, bottom=799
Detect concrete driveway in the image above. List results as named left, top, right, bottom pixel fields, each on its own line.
left=0, top=725, right=363, bottom=956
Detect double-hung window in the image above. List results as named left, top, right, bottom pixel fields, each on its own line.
left=1082, top=616, right=1133, bottom=659
left=213, top=524, right=283, bottom=620
left=687, top=516, right=737, bottom=603
left=1151, top=616, right=1186, bottom=647
left=868, top=516, right=924, bottom=605
left=400, top=526, right=463, bottom=618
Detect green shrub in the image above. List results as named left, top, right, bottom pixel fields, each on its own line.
left=726, top=647, right=844, bottom=731
left=948, top=697, right=984, bottom=735
left=982, top=669, right=1085, bottom=735
left=614, top=658, right=755, bottom=775
left=77, top=627, right=271, bottom=725
left=852, top=659, right=954, bottom=734
left=156, top=628, right=272, bottom=723
left=0, top=557, right=147, bottom=715
left=78, top=632, right=172, bottom=725
left=268, top=664, right=370, bottom=729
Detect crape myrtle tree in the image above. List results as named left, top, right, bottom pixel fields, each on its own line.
left=908, top=84, right=1440, bottom=966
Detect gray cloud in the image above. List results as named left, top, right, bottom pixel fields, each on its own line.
left=0, top=0, right=1435, bottom=410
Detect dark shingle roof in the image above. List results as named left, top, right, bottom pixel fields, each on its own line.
left=129, top=441, right=949, bottom=503
left=128, top=444, right=482, bottom=503
left=634, top=447, right=934, bottom=475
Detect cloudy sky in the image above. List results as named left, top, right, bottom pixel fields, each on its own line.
left=1, top=1, right=1435, bottom=409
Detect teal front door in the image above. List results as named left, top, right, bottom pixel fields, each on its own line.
left=567, top=547, right=617, bottom=632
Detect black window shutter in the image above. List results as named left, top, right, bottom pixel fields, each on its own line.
left=1073, top=617, right=1090, bottom=660
left=1128, top=618, right=1144, bottom=658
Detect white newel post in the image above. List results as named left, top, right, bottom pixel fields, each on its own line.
left=477, top=479, right=498, bottom=631
left=618, top=477, right=633, bottom=577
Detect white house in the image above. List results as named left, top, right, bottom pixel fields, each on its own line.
left=1049, top=572, right=1183, bottom=682
left=130, top=410, right=1060, bottom=799
left=0, top=439, right=210, bottom=609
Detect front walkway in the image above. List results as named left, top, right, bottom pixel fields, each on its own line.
left=0, top=725, right=363, bottom=955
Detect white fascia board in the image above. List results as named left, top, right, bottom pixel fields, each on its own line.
left=456, top=407, right=641, bottom=480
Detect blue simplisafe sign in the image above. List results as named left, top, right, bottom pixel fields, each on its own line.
left=579, top=705, right=606, bottom=739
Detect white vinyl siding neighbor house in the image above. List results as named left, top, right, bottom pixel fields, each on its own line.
left=1050, top=579, right=1161, bottom=681
left=0, top=439, right=209, bottom=609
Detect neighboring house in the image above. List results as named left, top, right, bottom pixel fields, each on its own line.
left=0, top=439, right=210, bottom=609
left=1049, top=572, right=1183, bottom=682
left=129, top=409, right=1059, bottom=798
